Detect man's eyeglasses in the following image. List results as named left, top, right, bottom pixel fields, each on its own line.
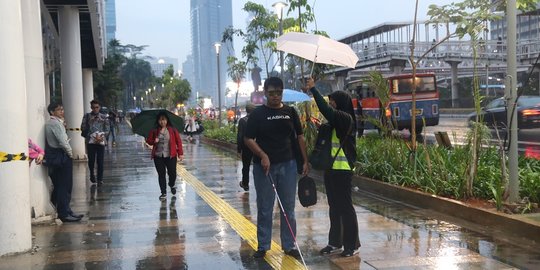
left=92, top=106, right=100, bottom=109
left=267, top=90, right=283, bottom=97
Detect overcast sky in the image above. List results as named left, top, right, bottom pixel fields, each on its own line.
left=116, top=0, right=454, bottom=66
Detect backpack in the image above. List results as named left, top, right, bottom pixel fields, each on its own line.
left=81, top=113, right=90, bottom=138
left=308, top=123, right=333, bottom=170
left=298, top=176, right=317, bottom=207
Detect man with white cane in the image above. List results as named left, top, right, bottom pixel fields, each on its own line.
left=244, top=77, right=309, bottom=260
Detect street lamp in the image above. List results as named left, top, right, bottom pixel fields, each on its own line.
left=214, top=42, right=222, bottom=127
left=140, top=96, right=144, bottom=108
left=133, top=96, right=136, bottom=108
left=273, top=1, right=288, bottom=79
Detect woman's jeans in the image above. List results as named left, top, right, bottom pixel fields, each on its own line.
left=252, top=159, right=297, bottom=251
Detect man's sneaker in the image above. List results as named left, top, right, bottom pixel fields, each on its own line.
left=252, top=250, right=266, bottom=258
left=319, top=245, right=341, bottom=255
left=171, top=187, right=177, bottom=195
left=285, top=249, right=301, bottom=258
left=159, top=194, right=166, bottom=200
left=340, top=248, right=360, bottom=257
left=90, top=176, right=96, bottom=183
left=239, top=181, right=249, bottom=191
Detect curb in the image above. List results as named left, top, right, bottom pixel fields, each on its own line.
left=200, top=136, right=540, bottom=244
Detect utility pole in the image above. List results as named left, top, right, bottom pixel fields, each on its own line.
left=506, top=0, right=519, bottom=203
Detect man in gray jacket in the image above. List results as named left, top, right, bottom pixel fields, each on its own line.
left=45, top=102, right=83, bottom=222
left=81, top=100, right=109, bottom=185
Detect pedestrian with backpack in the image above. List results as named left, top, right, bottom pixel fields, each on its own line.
left=81, top=100, right=109, bottom=185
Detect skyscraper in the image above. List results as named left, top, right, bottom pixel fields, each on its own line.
left=190, top=0, right=233, bottom=108
left=105, top=0, right=116, bottom=43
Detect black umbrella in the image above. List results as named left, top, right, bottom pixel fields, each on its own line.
left=130, top=109, right=184, bottom=138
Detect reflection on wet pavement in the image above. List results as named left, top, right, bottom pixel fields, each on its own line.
left=0, top=123, right=539, bottom=269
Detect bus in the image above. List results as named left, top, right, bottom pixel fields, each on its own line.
left=346, top=73, right=440, bottom=133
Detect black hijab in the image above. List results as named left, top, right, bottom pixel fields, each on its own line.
left=328, top=91, right=357, bottom=137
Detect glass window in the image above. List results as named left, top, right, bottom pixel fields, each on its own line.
left=391, top=76, right=436, bottom=94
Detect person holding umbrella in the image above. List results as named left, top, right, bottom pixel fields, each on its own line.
left=304, top=78, right=361, bottom=257
left=145, top=112, right=184, bottom=200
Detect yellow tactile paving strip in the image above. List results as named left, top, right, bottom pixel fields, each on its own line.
left=178, top=164, right=307, bottom=270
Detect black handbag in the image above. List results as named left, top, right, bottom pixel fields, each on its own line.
left=44, top=144, right=68, bottom=168
left=298, top=175, right=317, bottom=207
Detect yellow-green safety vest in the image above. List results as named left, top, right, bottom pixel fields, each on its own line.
left=330, top=129, right=352, bottom=170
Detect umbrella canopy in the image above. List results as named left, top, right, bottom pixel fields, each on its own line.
left=282, top=89, right=311, bottom=102
left=276, top=32, right=359, bottom=69
left=130, top=109, right=184, bottom=138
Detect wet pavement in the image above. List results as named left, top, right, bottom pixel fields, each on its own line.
left=1, top=123, right=540, bottom=269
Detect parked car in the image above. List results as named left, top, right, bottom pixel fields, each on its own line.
left=467, top=96, right=540, bottom=129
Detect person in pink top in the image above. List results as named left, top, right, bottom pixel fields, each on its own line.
left=28, top=138, right=44, bottom=165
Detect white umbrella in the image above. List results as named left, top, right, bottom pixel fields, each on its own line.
left=276, top=32, right=359, bottom=69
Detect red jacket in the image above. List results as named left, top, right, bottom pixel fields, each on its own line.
left=146, top=126, right=183, bottom=159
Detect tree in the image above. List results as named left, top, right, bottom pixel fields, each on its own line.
left=93, top=39, right=125, bottom=109
left=226, top=56, right=247, bottom=131
left=156, top=65, right=191, bottom=109
left=427, top=0, right=539, bottom=198
left=120, top=56, right=154, bottom=108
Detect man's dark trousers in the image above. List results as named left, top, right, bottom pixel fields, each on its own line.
left=87, top=144, right=105, bottom=181
left=241, top=149, right=253, bottom=186
left=49, top=159, right=73, bottom=218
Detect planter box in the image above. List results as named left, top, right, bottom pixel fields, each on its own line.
left=201, top=137, right=540, bottom=243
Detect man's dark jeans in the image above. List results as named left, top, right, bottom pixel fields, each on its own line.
left=153, top=156, right=177, bottom=194
left=49, top=158, right=73, bottom=218
left=87, top=144, right=105, bottom=181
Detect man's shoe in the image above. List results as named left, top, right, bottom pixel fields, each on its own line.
left=239, top=181, right=249, bottom=191
left=70, top=213, right=84, bottom=219
left=159, top=194, right=166, bottom=200
left=285, top=249, right=301, bottom=258
left=319, top=245, right=341, bottom=255
left=60, top=215, right=81, bottom=222
left=97, top=180, right=104, bottom=186
left=171, top=187, right=177, bottom=195
left=340, top=248, right=360, bottom=257
left=90, top=176, right=96, bottom=183
left=252, top=250, right=266, bottom=258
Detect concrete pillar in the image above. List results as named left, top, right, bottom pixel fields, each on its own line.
left=0, top=0, right=32, bottom=256
left=22, top=0, right=55, bottom=220
left=447, top=61, right=461, bottom=108
left=44, top=74, right=51, bottom=105
left=58, top=6, right=85, bottom=159
left=83, top=69, right=94, bottom=114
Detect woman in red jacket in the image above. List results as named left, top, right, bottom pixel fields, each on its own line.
left=146, top=112, right=184, bottom=200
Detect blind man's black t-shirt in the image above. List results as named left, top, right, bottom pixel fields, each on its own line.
left=245, top=104, right=302, bottom=165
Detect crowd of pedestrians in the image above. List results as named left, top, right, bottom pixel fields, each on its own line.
left=30, top=79, right=362, bottom=260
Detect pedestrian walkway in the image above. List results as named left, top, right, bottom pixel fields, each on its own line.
left=1, top=122, right=539, bottom=269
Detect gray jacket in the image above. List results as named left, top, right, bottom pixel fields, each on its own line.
left=45, top=116, right=73, bottom=158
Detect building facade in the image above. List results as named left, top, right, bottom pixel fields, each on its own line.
left=190, top=0, right=233, bottom=108
left=149, top=57, right=179, bottom=77
left=105, top=0, right=116, bottom=42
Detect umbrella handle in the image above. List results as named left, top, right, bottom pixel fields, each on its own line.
left=309, top=61, right=315, bottom=78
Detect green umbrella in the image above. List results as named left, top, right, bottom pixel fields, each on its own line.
left=130, top=109, right=185, bottom=138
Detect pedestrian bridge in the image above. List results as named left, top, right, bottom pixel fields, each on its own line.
left=317, top=21, right=540, bottom=105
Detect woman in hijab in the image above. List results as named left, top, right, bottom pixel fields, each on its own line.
left=305, top=78, right=361, bottom=257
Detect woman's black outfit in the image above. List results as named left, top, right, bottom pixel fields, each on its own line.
left=310, top=87, right=361, bottom=255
